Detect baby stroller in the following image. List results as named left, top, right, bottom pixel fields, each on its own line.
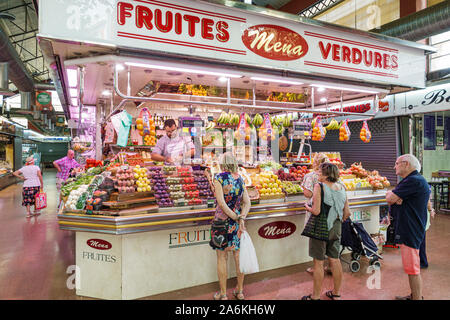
left=340, top=218, right=383, bottom=272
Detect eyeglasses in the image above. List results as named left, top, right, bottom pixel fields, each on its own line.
left=394, top=160, right=407, bottom=166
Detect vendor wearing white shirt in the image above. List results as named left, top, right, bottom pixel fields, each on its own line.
left=151, top=119, right=195, bottom=164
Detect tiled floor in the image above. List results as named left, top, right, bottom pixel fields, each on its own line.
left=0, top=169, right=449, bottom=300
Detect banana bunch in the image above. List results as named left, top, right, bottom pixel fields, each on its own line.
left=325, top=118, right=340, bottom=130
left=217, top=112, right=229, bottom=125
left=205, top=121, right=215, bottom=131
left=252, top=113, right=263, bottom=127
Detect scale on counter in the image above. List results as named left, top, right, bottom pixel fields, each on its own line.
left=178, top=116, right=205, bottom=137
left=291, top=120, right=312, bottom=164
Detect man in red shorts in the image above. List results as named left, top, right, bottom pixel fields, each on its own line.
left=386, top=154, right=430, bottom=300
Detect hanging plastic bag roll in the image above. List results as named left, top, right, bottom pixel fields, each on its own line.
left=239, top=231, right=259, bottom=274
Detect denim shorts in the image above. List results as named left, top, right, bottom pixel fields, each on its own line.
left=309, top=219, right=342, bottom=260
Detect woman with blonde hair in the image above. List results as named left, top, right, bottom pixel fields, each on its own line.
left=211, top=152, right=251, bottom=300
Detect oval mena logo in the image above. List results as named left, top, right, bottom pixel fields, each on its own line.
left=87, top=239, right=112, bottom=250
left=258, top=221, right=296, bottom=239
left=242, top=24, right=309, bottom=61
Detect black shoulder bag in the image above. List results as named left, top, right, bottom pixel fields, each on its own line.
left=301, top=183, right=332, bottom=241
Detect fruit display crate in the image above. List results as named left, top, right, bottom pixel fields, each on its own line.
left=259, top=194, right=285, bottom=200
left=109, top=191, right=154, bottom=202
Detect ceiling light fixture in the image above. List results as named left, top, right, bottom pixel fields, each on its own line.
left=320, top=98, right=327, bottom=103
left=317, top=87, right=325, bottom=92
left=69, top=88, right=78, bottom=98
left=71, top=98, right=78, bottom=106
left=115, top=64, right=125, bottom=71
left=218, top=77, right=228, bottom=82
left=67, top=69, right=78, bottom=88
left=124, top=62, right=242, bottom=78
left=102, top=90, right=111, bottom=96
left=310, top=84, right=380, bottom=94
left=251, top=77, right=303, bottom=85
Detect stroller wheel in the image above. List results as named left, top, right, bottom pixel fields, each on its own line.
left=370, top=259, right=381, bottom=270
left=350, top=260, right=360, bottom=273
left=351, top=252, right=361, bottom=261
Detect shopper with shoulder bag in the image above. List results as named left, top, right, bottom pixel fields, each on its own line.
left=210, top=153, right=251, bottom=300
left=302, top=163, right=351, bottom=300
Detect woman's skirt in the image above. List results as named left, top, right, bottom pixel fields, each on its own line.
left=22, top=186, right=41, bottom=207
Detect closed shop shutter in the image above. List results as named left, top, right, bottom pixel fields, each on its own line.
left=308, top=117, right=398, bottom=185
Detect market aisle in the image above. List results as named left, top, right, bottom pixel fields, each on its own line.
left=0, top=172, right=449, bottom=300
left=0, top=168, right=80, bottom=300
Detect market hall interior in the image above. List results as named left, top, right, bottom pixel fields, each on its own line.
left=0, top=169, right=449, bottom=300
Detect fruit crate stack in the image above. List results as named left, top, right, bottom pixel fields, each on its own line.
left=164, top=166, right=215, bottom=207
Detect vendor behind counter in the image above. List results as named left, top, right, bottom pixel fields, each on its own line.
left=151, top=119, right=195, bottom=165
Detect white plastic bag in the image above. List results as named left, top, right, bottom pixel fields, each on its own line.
left=239, top=231, right=259, bottom=274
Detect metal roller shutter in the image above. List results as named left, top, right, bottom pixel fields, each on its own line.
left=307, top=117, right=399, bottom=185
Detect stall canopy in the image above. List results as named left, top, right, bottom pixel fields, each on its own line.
left=37, top=0, right=435, bottom=117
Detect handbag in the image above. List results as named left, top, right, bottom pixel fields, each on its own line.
left=301, top=183, right=331, bottom=241
left=35, top=190, right=47, bottom=210
left=209, top=219, right=229, bottom=249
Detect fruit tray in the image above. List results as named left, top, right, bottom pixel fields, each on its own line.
left=259, top=194, right=285, bottom=200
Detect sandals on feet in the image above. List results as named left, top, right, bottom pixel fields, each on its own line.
left=233, top=288, right=245, bottom=300
left=301, top=294, right=320, bottom=300
left=325, top=290, right=341, bottom=300
left=213, top=292, right=228, bottom=300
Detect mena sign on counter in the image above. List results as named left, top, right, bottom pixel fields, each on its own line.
left=38, top=0, right=430, bottom=88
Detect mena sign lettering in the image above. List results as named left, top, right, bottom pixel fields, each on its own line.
left=258, top=221, right=296, bottom=239
left=87, top=239, right=112, bottom=250
left=242, top=24, right=308, bottom=61
left=39, top=0, right=430, bottom=88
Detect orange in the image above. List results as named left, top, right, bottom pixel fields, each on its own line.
left=138, top=131, right=144, bottom=136
left=136, top=118, right=143, bottom=125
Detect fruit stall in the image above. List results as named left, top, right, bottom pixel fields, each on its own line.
left=39, top=0, right=432, bottom=300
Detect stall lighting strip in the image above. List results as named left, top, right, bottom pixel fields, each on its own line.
left=310, top=84, right=383, bottom=94
left=124, top=62, right=242, bottom=79
left=105, top=67, right=376, bottom=122
left=250, top=77, right=304, bottom=85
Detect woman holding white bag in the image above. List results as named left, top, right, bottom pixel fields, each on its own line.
left=211, top=153, right=251, bottom=300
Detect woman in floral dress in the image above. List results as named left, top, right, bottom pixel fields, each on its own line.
left=212, top=153, right=251, bottom=300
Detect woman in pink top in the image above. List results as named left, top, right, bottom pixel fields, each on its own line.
left=13, top=157, right=44, bottom=218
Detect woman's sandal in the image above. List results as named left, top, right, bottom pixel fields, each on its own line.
left=301, top=294, right=320, bottom=300
left=325, top=290, right=341, bottom=300
left=213, top=292, right=228, bottom=300
left=26, top=214, right=32, bottom=218
left=233, top=288, right=245, bottom=300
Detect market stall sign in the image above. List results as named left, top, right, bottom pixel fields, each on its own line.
left=258, top=221, right=296, bottom=239
left=36, top=91, right=53, bottom=111
left=87, top=239, right=112, bottom=250
left=242, top=24, right=308, bottom=61
left=38, top=0, right=431, bottom=88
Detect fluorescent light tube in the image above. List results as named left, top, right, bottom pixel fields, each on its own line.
left=69, top=88, right=78, bottom=97
left=67, top=69, right=78, bottom=88
left=251, top=77, right=303, bottom=85
left=125, top=62, right=242, bottom=78
left=310, top=84, right=380, bottom=94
